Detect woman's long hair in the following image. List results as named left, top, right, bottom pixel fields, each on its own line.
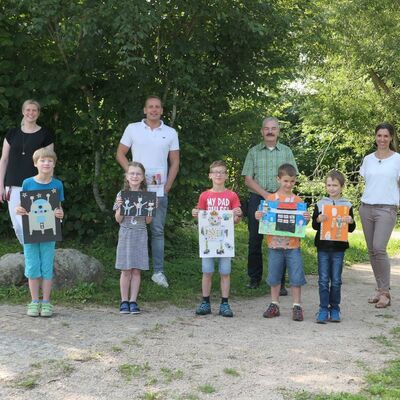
left=375, top=122, right=398, bottom=152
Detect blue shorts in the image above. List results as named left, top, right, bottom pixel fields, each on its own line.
left=24, top=242, right=56, bottom=280
left=267, top=248, right=306, bottom=287
left=201, top=257, right=231, bottom=275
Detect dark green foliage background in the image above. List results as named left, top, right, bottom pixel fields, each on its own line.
left=1, top=1, right=399, bottom=239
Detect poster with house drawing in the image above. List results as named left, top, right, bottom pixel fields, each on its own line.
left=198, top=210, right=235, bottom=258
left=320, top=204, right=349, bottom=242
left=20, top=189, right=62, bottom=243
left=258, top=200, right=307, bottom=238
left=120, top=191, right=157, bottom=217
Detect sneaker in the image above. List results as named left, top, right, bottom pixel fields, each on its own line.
left=151, top=272, right=169, bottom=288
left=119, top=301, right=130, bottom=314
left=329, top=308, right=341, bottom=322
left=263, top=303, right=280, bottom=318
left=40, top=303, right=53, bottom=318
left=279, top=287, right=288, bottom=296
left=129, top=302, right=141, bottom=315
left=195, top=301, right=211, bottom=315
left=292, top=305, right=304, bottom=321
left=27, top=302, right=40, bottom=317
left=315, top=308, right=329, bottom=324
left=219, top=302, right=233, bottom=317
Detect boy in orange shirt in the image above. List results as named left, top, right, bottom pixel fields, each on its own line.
left=256, top=163, right=310, bottom=321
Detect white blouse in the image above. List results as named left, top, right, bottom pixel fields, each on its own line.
left=360, top=152, right=400, bottom=205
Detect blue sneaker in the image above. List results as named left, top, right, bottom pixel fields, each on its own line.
left=219, top=302, right=233, bottom=317
left=316, top=309, right=329, bottom=324
left=330, top=308, right=341, bottom=322
left=129, top=302, right=141, bottom=315
left=119, top=301, right=130, bottom=314
left=196, top=301, right=211, bottom=315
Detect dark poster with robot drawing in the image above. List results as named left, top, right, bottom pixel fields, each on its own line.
left=119, top=191, right=157, bottom=217
left=20, top=189, right=62, bottom=243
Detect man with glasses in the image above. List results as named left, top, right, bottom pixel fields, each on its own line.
left=242, top=117, right=298, bottom=289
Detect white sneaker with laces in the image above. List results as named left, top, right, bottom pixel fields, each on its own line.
left=151, top=272, right=169, bottom=288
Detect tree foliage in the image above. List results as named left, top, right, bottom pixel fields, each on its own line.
left=0, top=0, right=305, bottom=238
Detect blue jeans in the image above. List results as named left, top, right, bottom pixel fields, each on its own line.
left=267, top=248, right=306, bottom=287
left=317, top=250, right=344, bottom=310
left=150, top=195, right=168, bottom=273
left=202, top=257, right=231, bottom=275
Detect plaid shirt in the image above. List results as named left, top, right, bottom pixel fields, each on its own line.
left=241, top=142, right=298, bottom=193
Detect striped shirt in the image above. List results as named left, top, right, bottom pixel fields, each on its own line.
left=241, top=142, right=298, bottom=193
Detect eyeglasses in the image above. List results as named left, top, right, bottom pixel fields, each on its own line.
left=210, top=170, right=227, bottom=176
left=127, top=172, right=143, bottom=176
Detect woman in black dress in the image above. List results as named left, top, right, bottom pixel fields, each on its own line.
left=0, top=99, right=54, bottom=244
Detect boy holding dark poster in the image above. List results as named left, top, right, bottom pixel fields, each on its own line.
left=16, top=148, right=64, bottom=317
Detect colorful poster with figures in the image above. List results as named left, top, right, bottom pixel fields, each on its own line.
left=320, top=204, right=349, bottom=242
left=120, top=191, right=157, bottom=217
left=20, top=189, right=62, bottom=243
left=258, top=200, right=307, bottom=238
left=198, top=210, right=235, bottom=258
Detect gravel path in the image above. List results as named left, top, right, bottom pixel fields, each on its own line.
left=1, top=259, right=400, bottom=400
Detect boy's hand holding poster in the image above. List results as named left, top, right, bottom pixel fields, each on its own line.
left=320, top=204, right=349, bottom=242
left=258, top=200, right=307, bottom=238
left=120, top=191, right=157, bottom=217
left=198, top=210, right=235, bottom=258
left=20, top=189, right=62, bottom=243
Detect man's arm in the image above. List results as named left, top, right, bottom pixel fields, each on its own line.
left=244, top=176, right=269, bottom=200
left=164, top=150, right=180, bottom=193
left=116, top=143, right=130, bottom=172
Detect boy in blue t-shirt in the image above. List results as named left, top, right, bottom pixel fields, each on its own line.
left=16, top=148, right=64, bottom=317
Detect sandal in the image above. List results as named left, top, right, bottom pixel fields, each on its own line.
left=375, top=292, right=391, bottom=308
left=368, top=290, right=381, bottom=304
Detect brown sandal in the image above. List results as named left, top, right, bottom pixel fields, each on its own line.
left=375, top=292, right=391, bottom=308
left=368, top=290, right=381, bottom=304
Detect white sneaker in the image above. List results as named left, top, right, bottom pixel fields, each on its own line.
left=151, top=272, right=169, bottom=288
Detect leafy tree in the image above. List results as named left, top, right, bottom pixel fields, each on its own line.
left=0, top=0, right=307, bottom=238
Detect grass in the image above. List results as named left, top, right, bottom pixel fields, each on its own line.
left=223, top=367, right=240, bottom=377
left=118, top=362, right=151, bottom=380
left=160, top=367, right=183, bottom=383
left=198, top=384, right=216, bottom=394
left=3, top=222, right=398, bottom=307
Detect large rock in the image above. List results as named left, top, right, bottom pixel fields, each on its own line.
left=0, top=253, right=25, bottom=286
left=52, top=248, right=104, bottom=289
left=0, top=248, right=104, bottom=288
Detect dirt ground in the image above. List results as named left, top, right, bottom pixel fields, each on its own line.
left=1, top=258, right=400, bottom=400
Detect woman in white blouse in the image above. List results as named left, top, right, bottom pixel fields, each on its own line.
left=359, top=123, right=400, bottom=308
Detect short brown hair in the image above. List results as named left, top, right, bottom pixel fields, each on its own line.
left=209, top=160, right=226, bottom=172
left=277, top=163, right=296, bottom=177
left=32, top=148, right=57, bottom=164
left=326, top=170, right=345, bottom=187
left=144, top=95, right=163, bottom=107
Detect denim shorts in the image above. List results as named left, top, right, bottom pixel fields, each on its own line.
left=24, top=241, right=56, bottom=280
left=202, top=257, right=231, bottom=275
left=267, top=248, right=306, bottom=287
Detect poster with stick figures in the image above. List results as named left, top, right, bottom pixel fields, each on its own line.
left=198, top=210, right=235, bottom=258
left=320, top=204, right=349, bottom=242
left=20, top=189, right=62, bottom=243
left=120, top=191, right=157, bottom=217
left=258, top=200, right=307, bottom=238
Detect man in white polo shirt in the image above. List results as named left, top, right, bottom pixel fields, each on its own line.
left=116, top=96, right=180, bottom=288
